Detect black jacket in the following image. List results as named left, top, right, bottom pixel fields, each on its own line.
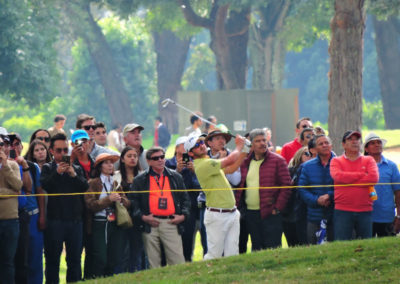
left=40, top=161, right=89, bottom=221
left=128, top=167, right=191, bottom=235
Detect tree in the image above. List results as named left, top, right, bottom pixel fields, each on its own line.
left=372, top=15, right=400, bottom=129
left=63, top=0, right=134, bottom=126
left=67, top=17, right=157, bottom=133
left=154, top=30, right=191, bottom=133
left=328, top=0, right=365, bottom=152
left=178, top=0, right=250, bottom=90
left=249, top=1, right=293, bottom=90
left=0, top=0, right=59, bottom=105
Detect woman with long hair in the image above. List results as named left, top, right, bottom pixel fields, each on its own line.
left=283, top=147, right=312, bottom=247
left=29, top=129, right=52, bottom=149
left=114, top=146, right=147, bottom=272
left=24, top=140, right=52, bottom=170
left=84, top=153, right=130, bottom=278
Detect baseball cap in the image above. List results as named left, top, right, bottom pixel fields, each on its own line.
left=363, top=132, right=387, bottom=149
left=8, top=132, right=22, bottom=143
left=71, top=129, right=90, bottom=143
left=175, top=136, right=188, bottom=146
left=342, top=130, right=361, bottom=143
left=123, top=123, right=144, bottom=137
left=184, top=133, right=206, bottom=152
left=0, top=127, right=8, bottom=136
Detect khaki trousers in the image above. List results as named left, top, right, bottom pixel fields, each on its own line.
left=142, top=218, right=185, bottom=268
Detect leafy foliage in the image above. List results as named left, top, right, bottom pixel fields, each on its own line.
left=0, top=0, right=60, bottom=105
left=67, top=16, right=157, bottom=136
left=281, top=0, right=333, bottom=52
left=362, top=99, right=385, bottom=129
left=368, top=0, right=400, bottom=19
left=182, top=39, right=216, bottom=91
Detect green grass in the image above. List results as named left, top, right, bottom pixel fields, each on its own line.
left=80, top=237, right=400, bottom=283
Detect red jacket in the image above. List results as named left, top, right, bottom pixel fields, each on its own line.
left=236, top=151, right=292, bottom=219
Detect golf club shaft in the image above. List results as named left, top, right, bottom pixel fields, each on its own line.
left=161, top=98, right=250, bottom=145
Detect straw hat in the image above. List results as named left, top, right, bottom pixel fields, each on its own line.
left=94, top=153, right=120, bottom=167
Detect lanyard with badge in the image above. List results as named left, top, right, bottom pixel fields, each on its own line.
left=103, top=182, right=116, bottom=222
left=154, top=175, right=168, bottom=210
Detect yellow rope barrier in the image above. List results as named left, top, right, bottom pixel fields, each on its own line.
left=1, top=182, right=400, bottom=198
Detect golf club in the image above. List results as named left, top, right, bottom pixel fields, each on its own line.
left=161, top=98, right=251, bottom=147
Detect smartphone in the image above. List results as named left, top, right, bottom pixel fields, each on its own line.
left=182, top=153, right=190, bottom=164
left=62, top=155, right=71, bottom=164
left=9, top=149, right=17, bottom=159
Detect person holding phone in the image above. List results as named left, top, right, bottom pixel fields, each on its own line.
left=0, top=133, right=23, bottom=284
left=84, top=153, right=129, bottom=278
left=40, top=133, right=89, bottom=283
left=165, top=136, right=203, bottom=262
left=8, top=132, right=34, bottom=284
left=70, top=130, right=94, bottom=180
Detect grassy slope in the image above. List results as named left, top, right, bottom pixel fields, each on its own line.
left=82, top=237, right=400, bottom=284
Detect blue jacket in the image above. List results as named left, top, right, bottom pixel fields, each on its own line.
left=298, top=152, right=335, bottom=223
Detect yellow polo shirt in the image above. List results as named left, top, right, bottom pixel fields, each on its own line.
left=245, top=159, right=264, bottom=210
left=193, top=158, right=235, bottom=209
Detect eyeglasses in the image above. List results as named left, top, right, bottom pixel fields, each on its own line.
left=149, top=154, right=165, bottom=161
left=83, top=125, right=97, bottom=131
left=36, top=136, right=50, bottom=142
left=303, top=152, right=311, bottom=157
left=193, top=140, right=205, bottom=149
left=54, top=148, right=69, bottom=154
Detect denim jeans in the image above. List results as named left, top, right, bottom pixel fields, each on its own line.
left=28, top=213, right=44, bottom=284
left=0, top=219, right=19, bottom=284
left=44, top=219, right=83, bottom=284
left=246, top=210, right=283, bottom=250
left=334, top=209, right=372, bottom=241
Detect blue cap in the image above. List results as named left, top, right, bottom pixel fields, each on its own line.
left=71, top=130, right=90, bottom=143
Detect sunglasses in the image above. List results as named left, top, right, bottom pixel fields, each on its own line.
left=37, top=136, right=50, bottom=142
left=301, top=125, right=314, bottom=129
left=149, top=154, right=165, bottom=161
left=54, top=147, right=69, bottom=154
left=192, top=140, right=205, bottom=149
left=83, top=125, right=97, bottom=131
left=303, top=152, right=311, bottom=157
left=0, top=142, right=4, bottom=147
left=305, top=134, right=313, bottom=139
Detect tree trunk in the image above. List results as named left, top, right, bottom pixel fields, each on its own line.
left=328, top=0, right=365, bottom=153
left=153, top=30, right=191, bottom=134
left=372, top=16, right=400, bottom=129
left=249, top=1, right=291, bottom=90
left=65, top=1, right=134, bottom=126
left=179, top=0, right=250, bottom=90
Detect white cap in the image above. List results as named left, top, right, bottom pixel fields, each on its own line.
left=184, top=133, right=205, bottom=152
left=175, top=136, right=188, bottom=146
left=0, top=127, right=8, bottom=136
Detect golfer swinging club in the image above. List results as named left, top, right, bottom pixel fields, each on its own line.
left=185, top=132, right=250, bottom=260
